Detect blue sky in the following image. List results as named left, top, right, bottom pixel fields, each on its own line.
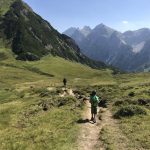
left=23, top=0, right=150, bottom=33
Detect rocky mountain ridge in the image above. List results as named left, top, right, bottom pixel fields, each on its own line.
left=64, top=24, right=150, bottom=71
left=0, top=0, right=108, bottom=70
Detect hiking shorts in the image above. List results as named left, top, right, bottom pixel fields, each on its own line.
left=91, top=106, right=97, bottom=114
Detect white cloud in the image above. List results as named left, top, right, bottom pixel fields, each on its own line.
left=122, top=21, right=129, bottom=24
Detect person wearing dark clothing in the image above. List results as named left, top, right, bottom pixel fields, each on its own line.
left=63, top=78, right=67, bottom=87
left=90, top=91, right=100, bottom=123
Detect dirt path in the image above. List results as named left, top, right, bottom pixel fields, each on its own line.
left=59, top=88, right=75, bottom=97
left=76, top=101, right=104, bottom=150
left=76, top=101, right=131, bottom=150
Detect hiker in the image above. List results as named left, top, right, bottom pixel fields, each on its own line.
left=90, top=90, right=100, bottom=123
left=63, top=78, right=67, bottom=87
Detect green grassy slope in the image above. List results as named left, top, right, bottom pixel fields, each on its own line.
left=113, top=73, right=150, bottom=149
left=98, top=73, right=150, bottom=149
left=0, top=51, right=114, bottom=149
left=0, top=1, right=149, bottom=149
left=0, top=52, right=150, bottom=149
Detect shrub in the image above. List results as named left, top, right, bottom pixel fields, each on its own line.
left=138, top=99, right=150, bottom=106
left=113, top=100, right=124, bottom=106
left=128, top=91, right=135, bottom=97
left=113, top=99, right=138, bottom=106
left=98, top=99, right=108, bottom=108
left=114, top=105, right=147, bottom=118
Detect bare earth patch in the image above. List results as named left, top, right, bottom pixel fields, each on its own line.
left=76, top=101, right=104, bottom=150
left=76, top=101, right=134, bottom=150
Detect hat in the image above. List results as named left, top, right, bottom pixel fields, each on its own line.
left=91, top=90, right=96, bottom=96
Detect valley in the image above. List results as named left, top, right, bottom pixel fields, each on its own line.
left=0, top=0, right=150, bottom=149
left=0, top=53, right=150, bottom=149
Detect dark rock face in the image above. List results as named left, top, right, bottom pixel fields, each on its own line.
left=64, top=25, right=150, bottom=72
left=16, top=52, right=40, bottom=61
left=0, top=0, right=108, bottom=70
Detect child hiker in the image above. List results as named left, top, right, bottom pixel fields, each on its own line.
left=90, top=90, right=100, bottom=123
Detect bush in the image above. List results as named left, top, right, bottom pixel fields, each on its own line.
left=113, top=99, right=138, bottom=106
left=138, top=99, right=150, bottom=106
left=128, top=91, right=135, bottom=97
left=113, top=100, right=124, bottom=106
left=114, top=105, right=147, bottom=118
left=98, top=99, right=108, bottom=108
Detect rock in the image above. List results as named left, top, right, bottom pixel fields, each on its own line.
left=138, top=99, right=150, bottom=105
left=128, top=92, right=135, bottom=97
left=16, top=52, right=40, bottom=61
left=42, top=104, right=48, bottom=111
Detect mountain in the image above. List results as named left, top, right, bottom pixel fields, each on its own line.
left=122, top=28, right=150, bottom=53
left=64, top=26, right=91, bottom=38
left=122, top=28, right=150, bottom=71
left=63, top=26, right=92, bottom=46
left=80, top=26, right=92, bottom=37
left=0, top=0, right=108, bottom=69
left=65, top=24, right=133, bottom=71
left=62, top=27, right=78, bottom=37
left=64, top=24, right=150, bottom=72
left=0, top=0, right=16, bottom=16
left=123, top=28, right=150, bottom=46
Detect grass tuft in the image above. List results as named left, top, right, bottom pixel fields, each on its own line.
left=114, top=105, right=147, bottom=118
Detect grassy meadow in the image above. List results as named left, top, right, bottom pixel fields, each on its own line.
left=98, top=73, right=150, bottom=150
left=0, top=48, right=114, bottom=150
left=0, top=47, right=150, bottom=149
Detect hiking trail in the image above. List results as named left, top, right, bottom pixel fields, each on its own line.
left=76, top=100, right=104, bottom=150
left=76, top=100, right=130, bottom=150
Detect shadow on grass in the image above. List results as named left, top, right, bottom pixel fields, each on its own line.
left=76, top=118, right=90, bottom=124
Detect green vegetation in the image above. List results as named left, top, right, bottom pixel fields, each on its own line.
left=98, top=73, right=150, bottom=149
left=114, top=105, right=147, bottom=118
left=0, top=0, right=107, bottom=70
left=0, top=52, right=115, bottom=149
left=0, top=0, right=15, bottom=16
left=0, top=1, right=150, bottom=149
left=0, top=52, right=149, bottom=149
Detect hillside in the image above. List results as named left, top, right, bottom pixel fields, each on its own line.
left=0, top=52, right=150, bottom=149
left=0, top=0, right=150, bottom=149
left=0, top=0, right=107, bottom=70
left=0, top=50, right=115, bottom=149
left=0, top=0, right=15, bottom=16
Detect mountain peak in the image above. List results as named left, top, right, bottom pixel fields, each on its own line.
left=94, top=23, right=114, bottom=31
left=82, top=26, right=91, bottom=30
left=12, top=0, right=33, bottom=11
left=0, top=0, right=33, bottom=17
left=80, top=26, right=91, bottom=37
left=97, top=23, right=105, bottom=26
left=92, top=23, right=115, bottom=37
left=63, top=27, right=79, bottom=37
